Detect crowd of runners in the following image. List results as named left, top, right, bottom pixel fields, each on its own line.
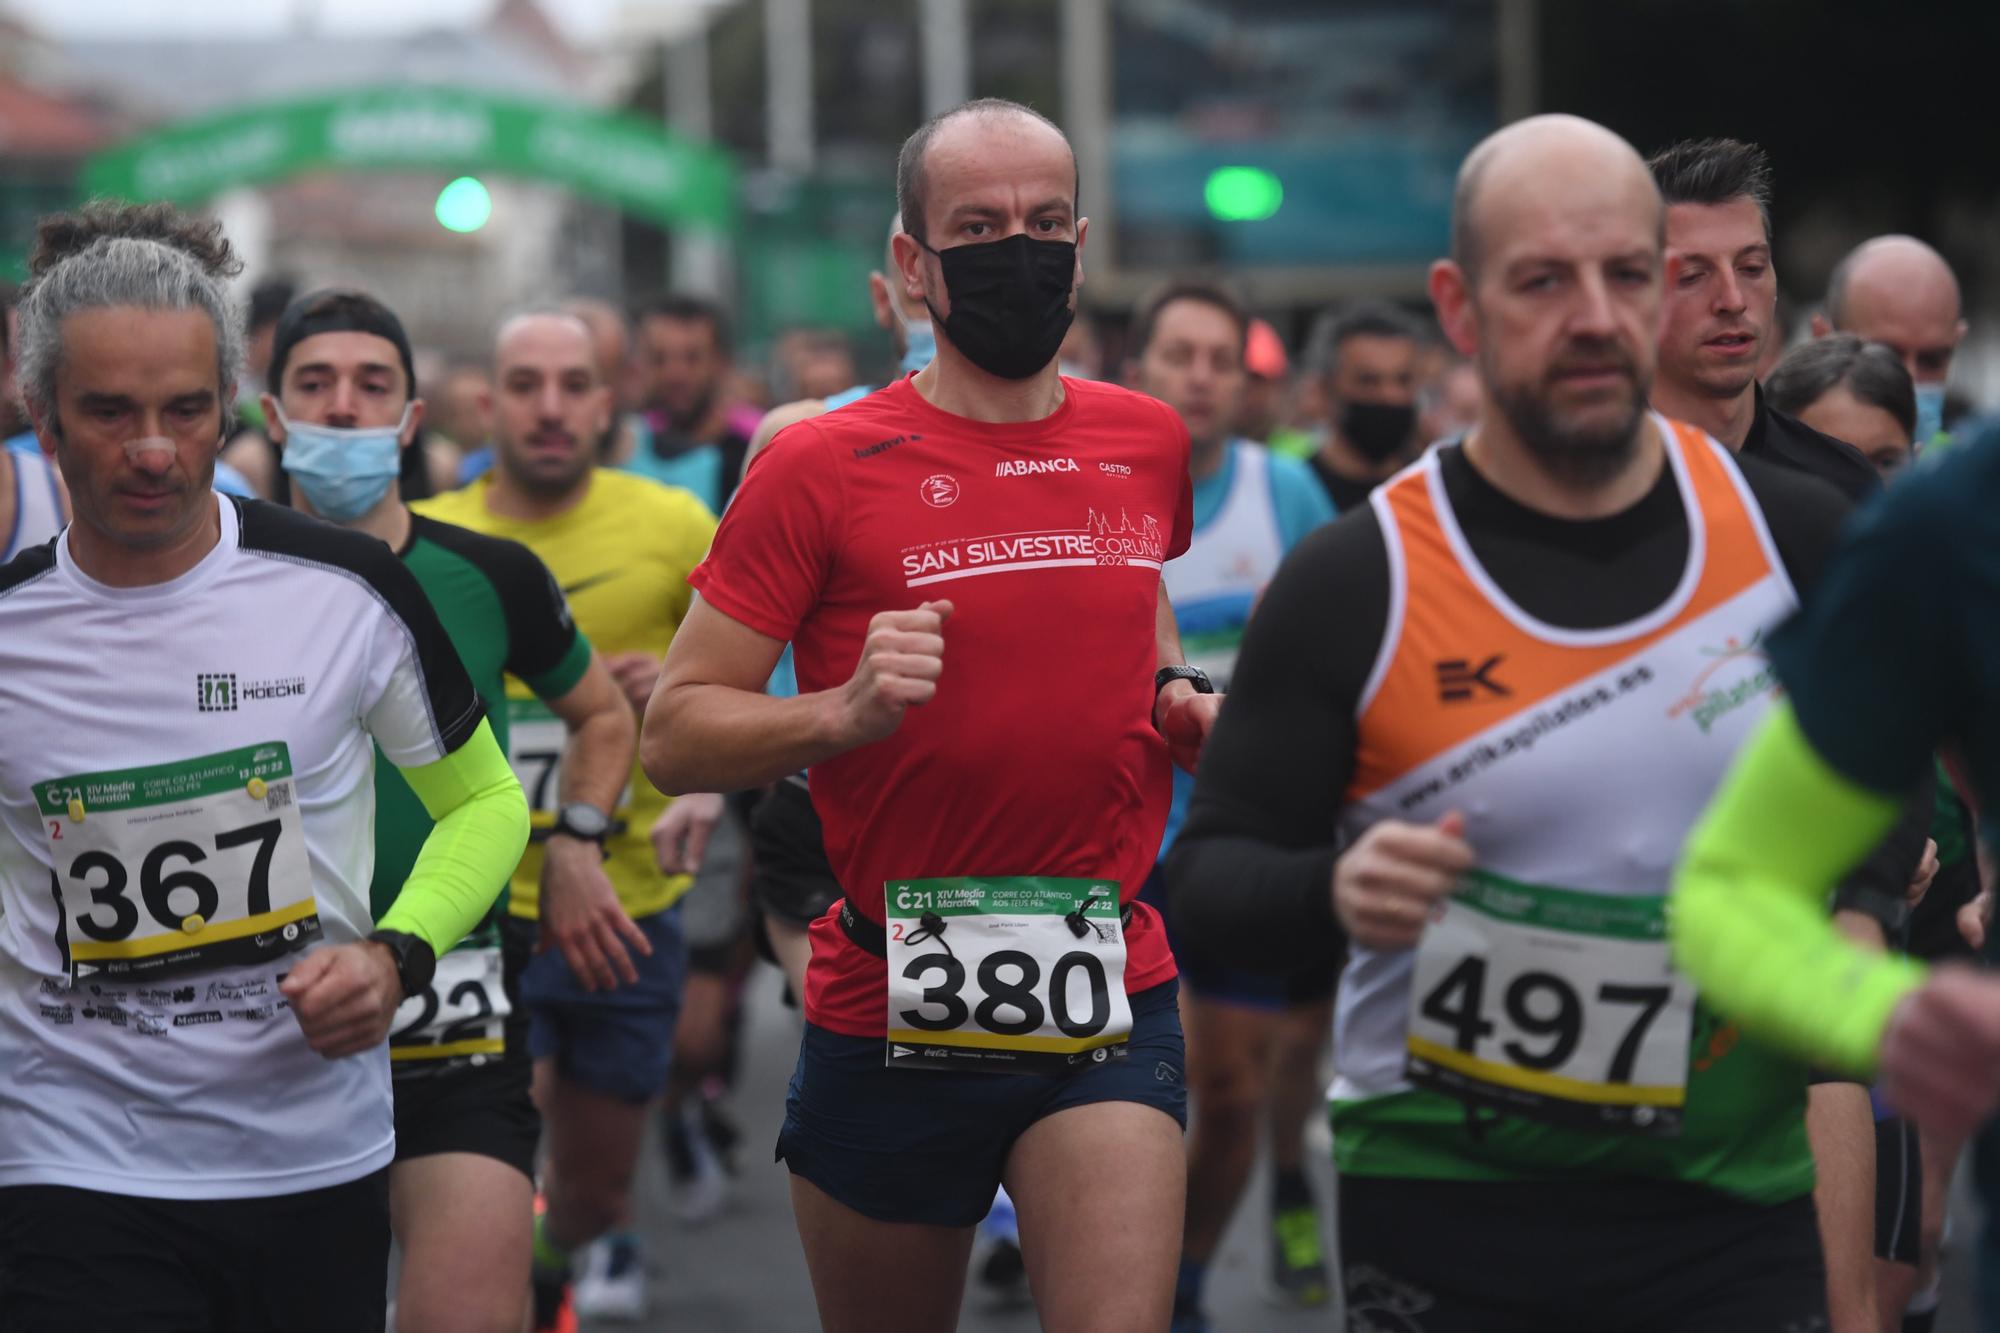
left=0, top=97, right=1997, bottom=1333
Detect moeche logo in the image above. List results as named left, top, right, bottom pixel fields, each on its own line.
left=919, top=474, right=961, bottom=508
left=196, top=673, right=308, bottom=711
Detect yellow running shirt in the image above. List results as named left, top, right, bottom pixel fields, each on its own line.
left=418, top=470, right=717, bottom=920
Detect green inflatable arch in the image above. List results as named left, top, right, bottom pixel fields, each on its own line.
left=81, top=87, right=736, bottom=230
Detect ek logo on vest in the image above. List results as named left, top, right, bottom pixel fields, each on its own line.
left=1436, top=655, right=1510, bottom=702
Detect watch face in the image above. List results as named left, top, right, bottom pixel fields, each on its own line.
left=559, top=804, right=612, bottom=838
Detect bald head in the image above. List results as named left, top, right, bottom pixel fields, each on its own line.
left=496, top=309, right=595, bottom=365
left=1452, top=115, right=1662, bottom=283
left=896, top=98, right=1078, bottom=248
left=491, top=310, right=609, bottom=496
left=1431, top=115, right=1666, bottom=491
left=1821, top=235, right=1966, bottom=388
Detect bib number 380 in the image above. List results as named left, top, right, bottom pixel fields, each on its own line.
left=884, top=877, right=1132, bottom=1074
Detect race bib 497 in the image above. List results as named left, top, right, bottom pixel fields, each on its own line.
left=1405, top=871, right=1696, bottom=1135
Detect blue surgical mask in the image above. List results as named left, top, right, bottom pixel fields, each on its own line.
left=1913, top=383, right=1946, bottom=450
left=278, top=405, right=409, bottom=522
left=899, top=313, right=936, bottom=377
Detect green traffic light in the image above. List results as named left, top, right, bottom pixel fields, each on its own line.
left=1204, top=166, right=1283, bottom=222
left=435, top=177, right=493, bottom=233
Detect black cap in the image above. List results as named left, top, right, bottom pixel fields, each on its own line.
left=267, top=288, right=418, bottom=398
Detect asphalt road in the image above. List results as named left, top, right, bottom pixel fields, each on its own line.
left=584, top=965, right=1987, bottom=1332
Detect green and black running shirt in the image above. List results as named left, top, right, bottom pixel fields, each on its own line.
left=373, top=514, right=591, bottom=944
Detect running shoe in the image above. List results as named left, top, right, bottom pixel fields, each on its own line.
left=1268, top=1202, right=1331, bottom=1307
left=571, top=1233, right=648, bottom=1322
left=665, top=1098, right=733, bottom=1222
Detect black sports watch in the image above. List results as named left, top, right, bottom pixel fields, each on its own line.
left=367, top=929, right=437, bottom=999
left=1154, top=665, right=1216, bottom=701
left=551, top=801, right=613, bottom=844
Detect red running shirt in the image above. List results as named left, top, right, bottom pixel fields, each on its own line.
left=689, top=375, right=1194, bottom=1037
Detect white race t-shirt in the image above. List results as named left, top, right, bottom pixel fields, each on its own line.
left=0, top=495, right=485, bottom=1199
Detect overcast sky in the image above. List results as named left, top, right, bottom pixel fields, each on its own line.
left=3, top=0, right=665, bottom=41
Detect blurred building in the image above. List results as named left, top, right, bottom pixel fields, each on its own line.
left=13, top=0, right=631, bottom=358
left=0, top=17, right=122, bottom=282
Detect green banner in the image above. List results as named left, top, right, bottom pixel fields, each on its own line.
left=80, top=88, right=735, bottom=231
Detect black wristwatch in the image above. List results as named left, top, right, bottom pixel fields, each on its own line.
left=367, top=929, right=437, bottom=999
left=1154, top=665, right=1216, bottom=701
left=551, top=801, right=613, bottom=844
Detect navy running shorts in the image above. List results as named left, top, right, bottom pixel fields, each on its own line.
left=776, top=979, right=1187, bottom=1227
left=521, top=906, right=687, bottom=1103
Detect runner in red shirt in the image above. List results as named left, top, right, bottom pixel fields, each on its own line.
left=645, top=98, right=1218, bottom=1332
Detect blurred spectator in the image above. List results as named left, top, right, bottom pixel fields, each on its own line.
left=1813, top=235, right=1968, bottom=451
left=1418, top=356, right=1482, bottom=445
left=771, top=328, right=859, bottom=403
left=1303, top=301, right=1426, bottom=512
left=435, top=362, right=501, bottom=486
left=722, top=369, right=770, bottom=440
left=624, top=294, right=751, bottom=513
left=566, top=296, right=653, bottom=466
left=1058, top=307, right=1105, bottom=380
left=1766, top=334, right=1917, bottom=476
left=0, top=283, right=23, bottom=440
left=1235, top=317, right=1292, bottom=448
left=216, top=274, right=300, bottom=500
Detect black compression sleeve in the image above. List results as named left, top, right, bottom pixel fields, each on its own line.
left=1165, top=510, right=1390, bottom=973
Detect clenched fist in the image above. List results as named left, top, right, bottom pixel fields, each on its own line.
left=1333, top=811, right=1475, bottom=952
left=836, top=600, right=952, bottom=746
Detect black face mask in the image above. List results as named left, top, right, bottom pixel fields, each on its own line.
left=1339, top=401, right=1417, bottom=463
left=919, top=232, right=1077, bottom=381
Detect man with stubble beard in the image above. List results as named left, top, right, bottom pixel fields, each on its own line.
left=417, top=310, right=723, bottom=1331
left=1169, top=114, right=1915, bottom=1329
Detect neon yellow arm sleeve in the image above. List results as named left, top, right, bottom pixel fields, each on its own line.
left=377, top=717, right=530, bottom=955
left=1671, top=702, right=1928, bottom=1077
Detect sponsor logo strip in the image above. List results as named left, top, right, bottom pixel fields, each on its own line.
left=1405, top=1034, right=1686, bottom=1107
left=70, top=897, right=320, bottom=962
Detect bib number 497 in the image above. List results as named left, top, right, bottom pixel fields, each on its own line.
left=1404, top=876, right=1696, bottom=1135
left=1419, top=958, right=1674, bottom=1085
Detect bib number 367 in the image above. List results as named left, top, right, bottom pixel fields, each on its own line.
left=36, top=743, right=321, bottom=983
left=1404, top=873, right=1696, bottom=1135
left=884, top=876, right=1132, bottom=1074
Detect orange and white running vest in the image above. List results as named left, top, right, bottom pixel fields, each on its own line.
left=1330, top=416, right=1811, bottom=1191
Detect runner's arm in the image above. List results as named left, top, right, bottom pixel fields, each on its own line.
left=1671, top=704, right=1926, bottom=1076
left=1737, top=456, right=1935, bottom=935
left=378, top=719, right=530, bottom=954
left=544, top=657, right=636, bottom=811
left=1166, top=514, right=1387, bottom=973
left=341, top=532, right=528, bottom=957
